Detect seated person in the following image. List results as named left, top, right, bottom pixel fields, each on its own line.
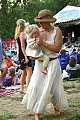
left=70, top=48, right=79, bottom=63
left=77, top=51, right=80, bottom=64
left=58, top=49, right=70, bottom=72
left=2, top=66, right=18, bottom=87
left=4, top=56, right=13, bottom=68
left=66, top=56, right=80, bottom=78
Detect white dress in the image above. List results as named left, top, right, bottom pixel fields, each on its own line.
left=22, top=26, right=69, bottom=114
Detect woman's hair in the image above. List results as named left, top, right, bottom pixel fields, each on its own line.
left=25, top=22, right=39, bottom=36
left=69, top=56, right=76, bottom=67
left=15, top=19, right=26, bottom=40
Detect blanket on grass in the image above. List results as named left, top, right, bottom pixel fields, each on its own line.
left=0, top=85, right=20, bottom=97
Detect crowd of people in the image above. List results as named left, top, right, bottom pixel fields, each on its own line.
left=58, top=43, right=80, bottom=79
left=0, top=9, right=80, bottom=120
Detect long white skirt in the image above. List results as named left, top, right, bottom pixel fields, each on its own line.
left=22, top=59, right=69, bottom=114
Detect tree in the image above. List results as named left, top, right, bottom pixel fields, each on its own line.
left=0, top=0, right=80, bottom=39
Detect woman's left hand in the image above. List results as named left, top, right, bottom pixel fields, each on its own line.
left=36, top=37, right=44, bottom=45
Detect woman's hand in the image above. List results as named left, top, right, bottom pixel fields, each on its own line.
left=25, top=56, right=29, bottom=63
left=36, top=37, right=44, bottom=46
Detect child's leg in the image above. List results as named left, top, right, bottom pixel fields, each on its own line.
left=38, top=55, right=49, bottom=74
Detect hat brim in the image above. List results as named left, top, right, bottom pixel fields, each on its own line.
left=34, top=18, right=56, bottom=23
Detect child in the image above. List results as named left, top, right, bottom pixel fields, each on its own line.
left=2, top=66, right=18, bottom=87
left=25, top=23, right=49, bottom=74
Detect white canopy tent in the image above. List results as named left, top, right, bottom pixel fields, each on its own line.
left=54, top=5, right=80, bottom=25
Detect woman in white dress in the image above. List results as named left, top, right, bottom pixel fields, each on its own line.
left=22, top=9, right=69, bottom=120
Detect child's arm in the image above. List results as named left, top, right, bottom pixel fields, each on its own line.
left=12, top=75, right=18, bottom=85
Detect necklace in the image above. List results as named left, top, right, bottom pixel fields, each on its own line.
left=46, top=27, right=54, bottom=32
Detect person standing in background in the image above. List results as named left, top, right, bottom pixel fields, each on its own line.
left=0, top=38, right=8, bottom=89
left=15, top=19, right=32, bottom=93
left=67, top=33, right=72, bottom=44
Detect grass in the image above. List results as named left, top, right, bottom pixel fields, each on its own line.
left=40, top=113, right=80, bottom=120
left=41, top=114, right=65, bottom=120
left=0, top=113, right=18, bottom=120
left=76, top=77, right=80, bottom=82
left=3, top=93, right=23, bottom=101
left=40, top=78, right=80, bottom=120
left=0, top=79, right=80, bottom=120
left=66, top=113, right=80, bottom=120
left=64, top=78, right=80, bottom=91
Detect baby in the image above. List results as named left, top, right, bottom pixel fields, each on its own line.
left=25, top=23, right=49, bottom=74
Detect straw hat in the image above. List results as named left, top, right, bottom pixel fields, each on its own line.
left=34, top=9, right=56, bottom=23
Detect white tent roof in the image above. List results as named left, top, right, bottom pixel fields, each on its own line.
left=54, top=5, right=80, bottom=24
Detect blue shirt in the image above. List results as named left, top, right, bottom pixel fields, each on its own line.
left=0, top=38, right=3, bottom=62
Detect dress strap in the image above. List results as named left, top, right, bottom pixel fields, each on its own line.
left=51, top=26, right=58, bottom=39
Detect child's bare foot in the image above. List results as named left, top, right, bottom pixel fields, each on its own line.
left=42, top=68, right=48, bottom=74
left=35, top=114, right=40, bottom=120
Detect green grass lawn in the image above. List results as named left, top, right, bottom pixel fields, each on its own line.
left=0, top=113, right=17, bottom=120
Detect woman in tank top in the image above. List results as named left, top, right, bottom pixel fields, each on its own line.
left=15, top=19, right=32, bottom=93
left=22, top=10, right=69, bottom=120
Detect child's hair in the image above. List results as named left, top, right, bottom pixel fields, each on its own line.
left=25, top=22, right=39, bottom=36
left=8, top=66, right=16, bottom=77
left=15, top=19, right=26, bottom=39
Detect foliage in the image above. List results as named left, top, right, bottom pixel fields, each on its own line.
left=68, top=0, right=80, bottom=6
left=0, top=0, right=80, bottom=39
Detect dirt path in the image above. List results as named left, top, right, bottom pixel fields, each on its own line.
left=0, top=80, right=80, bottom=120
